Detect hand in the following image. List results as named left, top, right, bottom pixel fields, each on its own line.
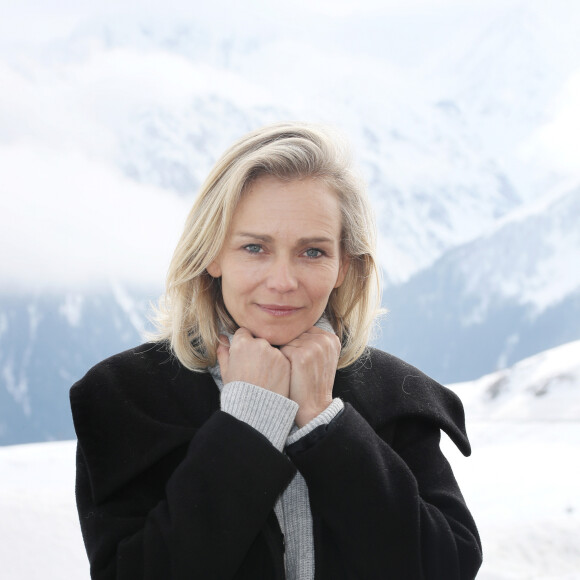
left=280, top=327, right=341, bottom=427
left=217, top=327, right=291, bottom=398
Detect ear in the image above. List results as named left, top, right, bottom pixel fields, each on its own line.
left=206, top=260, right=222, bottom=278
left=334, top=255, right=350, bottom=288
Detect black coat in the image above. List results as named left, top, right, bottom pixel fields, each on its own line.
left=70, top=342, right=482, bottom=579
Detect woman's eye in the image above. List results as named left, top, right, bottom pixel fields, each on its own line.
left=304, top=248, right=323, bottom=259
left=244, top=244, right=262, bottom=254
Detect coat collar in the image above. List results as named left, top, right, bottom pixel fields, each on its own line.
left=334, top=347, right=471, bottom=456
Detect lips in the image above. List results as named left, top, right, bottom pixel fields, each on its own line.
left=256, top=304, right=301, bottom=317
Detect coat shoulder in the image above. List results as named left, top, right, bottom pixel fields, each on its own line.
left=336, top=347, right=471, bottom=455
left=71, top=342, right=181, bottom=396
left=70, top=341, right=217, bottom=432
left=69, top=342, right=219, bottom=503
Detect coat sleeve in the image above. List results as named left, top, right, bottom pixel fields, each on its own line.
left=72, top=387, right=296, bottom=579
left=285, top=403, right=482, bottom=579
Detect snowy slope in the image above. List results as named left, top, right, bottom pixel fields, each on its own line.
left=443, top=340, right=580, bottom=579
left=3, top=433, right=577, bottom=579
left=1, top=340, right=580, bottom=579
left=448, top=339, right=580, bottom=421
left=442, top=421, right=580, bottom=580
left=0, top=440, right=89, bottom=580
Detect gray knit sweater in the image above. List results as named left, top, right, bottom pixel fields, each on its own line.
left=208, top=320, right=343, bottom=580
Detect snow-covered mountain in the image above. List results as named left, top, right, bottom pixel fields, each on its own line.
left=0, top=285, right=150, bottom=444
left=3, top=1, right=578, bottom=286
left=1, top=0, right=580, bottom=444
left=379, top=180, right=580, bottom=383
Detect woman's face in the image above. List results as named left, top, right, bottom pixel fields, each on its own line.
left=207, top=175, right=349, bottom=345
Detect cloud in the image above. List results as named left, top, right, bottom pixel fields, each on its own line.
left=522, top=69, right=580, bottom=175
left=0, top=143, right=189, bottom=292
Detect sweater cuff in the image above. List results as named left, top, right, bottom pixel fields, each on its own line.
left=221, top=381, right=299, bottom=451
left=286, top=398, right=344, bottom=446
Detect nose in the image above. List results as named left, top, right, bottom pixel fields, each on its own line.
left=265, top=256, right=299, bottom=293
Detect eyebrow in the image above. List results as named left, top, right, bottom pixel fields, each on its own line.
left=234, top=232, right=336, bottom=245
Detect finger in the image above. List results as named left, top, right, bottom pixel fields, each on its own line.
left=233, top=327, right=253, bottom=340
left=307, top=328, right=342, bottom=348
left=281, top=335, right=316, bottom=355
left=283, top=333, right=340, bottom=359
left=304, top=325, right=327, bottom=334
left=285, top=328, right=333, bottom=347
left=288, top=327, right=333, bottom=345
left=279, top=344, right=293, bottom=359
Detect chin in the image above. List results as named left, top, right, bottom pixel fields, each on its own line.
left=260, top=333, right=296, bottom=347
left=253, top=326, right=303, bottom=347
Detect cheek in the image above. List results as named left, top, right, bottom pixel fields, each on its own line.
left=221, top=264, right=257, bottom=298
left=307, top=270, right=341, bottom=301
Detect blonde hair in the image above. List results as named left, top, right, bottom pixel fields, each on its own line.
left=151, top=122, right=382, bottom=370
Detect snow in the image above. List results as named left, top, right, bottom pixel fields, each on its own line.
left=1, top=427, right=578, bottom=579
left=0, top=313, right=7, bottom=339
left=2, top=341, right=580, bottom=578
left=521, top=68, right=580, bottom=174
left=445, top=341, right=580, bottom=578
left=110, top=279, right=147, bottom=336
left=2, top=360, right=31, bottom=416
left=59, top=294, right=84, bottom=327
left=442, top=422, right=580, bottom=580
left=0, top=440, right=89, bottom=579
left=449, top=340, right=580, bottom=421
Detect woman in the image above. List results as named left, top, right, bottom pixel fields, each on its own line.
left=71, top=123, right=482, bottom=579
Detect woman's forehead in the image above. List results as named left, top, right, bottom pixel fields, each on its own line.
left=230, top=176, right=342, bottom=238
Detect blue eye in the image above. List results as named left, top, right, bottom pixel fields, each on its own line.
left=304, top=248, right=323, bottom=258
left=244, top=244, right=262, bottom=254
